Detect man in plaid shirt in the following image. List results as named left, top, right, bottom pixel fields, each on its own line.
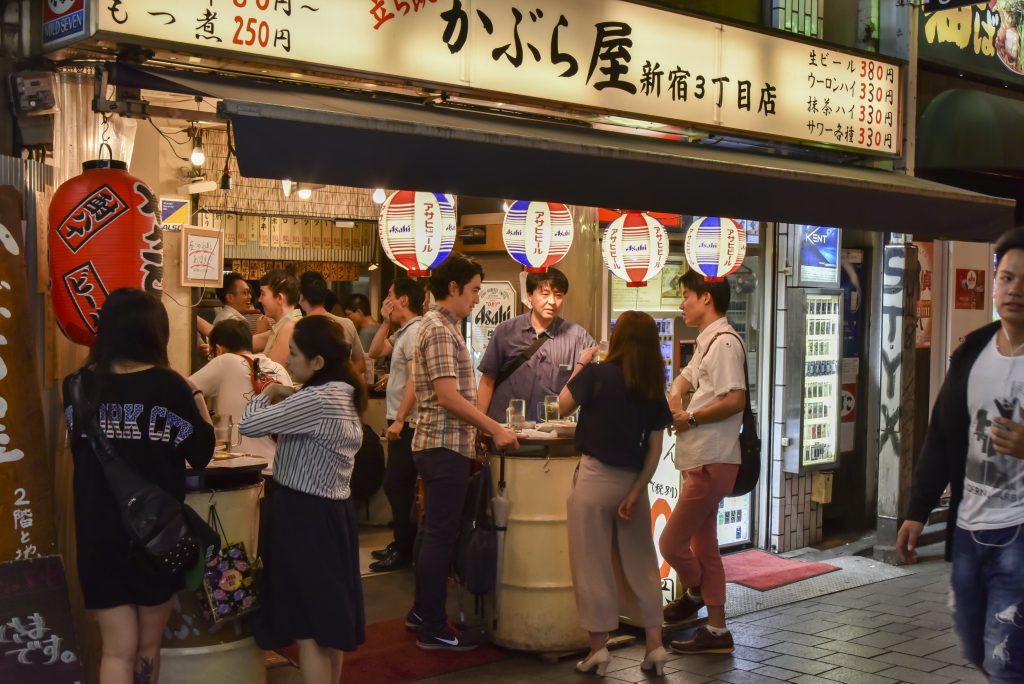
left=407, top=253, right=519, bottom=651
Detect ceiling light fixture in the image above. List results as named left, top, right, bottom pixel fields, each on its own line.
left=297, top=185, right=312, bottom=200
left=189, top=125, right=205, bottom=167
left=372, top=188, right=386, bottom=204
left=282, top=179, right=293, bottom=197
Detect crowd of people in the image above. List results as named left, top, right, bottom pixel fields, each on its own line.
left=63, top=255, right=750, bottom=683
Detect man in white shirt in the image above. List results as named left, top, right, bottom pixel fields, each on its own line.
left=189, top=319, right=292, bottom=470
left=660, top=270, right=746, bottom=655
left=214, top=272, right=252, bottom=324
left=366, top=277, right=424, bottom=572
left=298, top=271, right=368, bottom=377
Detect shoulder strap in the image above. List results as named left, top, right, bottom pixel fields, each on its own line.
left=67, top=371, right=119, bottom=468
left=495, top=320, right=559, bottom=386
left=702, top=332, right=754, bottom=417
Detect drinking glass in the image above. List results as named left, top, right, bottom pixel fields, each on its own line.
left=544, top=394, right=560, bottom=422
left=596, top=340, right=609, bottom=363
left=507, top=399, right=526, bottom=431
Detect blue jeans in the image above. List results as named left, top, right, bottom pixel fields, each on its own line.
left=952, top=524, right=1024, bottom=683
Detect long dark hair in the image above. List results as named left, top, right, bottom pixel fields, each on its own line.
left=292, top=315, right=367, bottom=413
left=606, top=310, right=664, bottom=401
left=87, top=288, right=170, bottom=375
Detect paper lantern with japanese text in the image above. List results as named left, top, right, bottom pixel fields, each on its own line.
left=378, top=190, right=456, bottom=277
left=684, top=216, right=746, bottom=282
left=48, top=160, right=164, bottom=346
left=601, top=212, right=669, bottom=288
left=501, top=200, right=574, bottom=273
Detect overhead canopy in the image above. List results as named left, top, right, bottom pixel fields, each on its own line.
left=114, top=65, right=1016, bottom=241
left=918, top=89, right=1024, bottom=172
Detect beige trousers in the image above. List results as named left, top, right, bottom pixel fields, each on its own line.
left=566, top=455, right=664, bottom=631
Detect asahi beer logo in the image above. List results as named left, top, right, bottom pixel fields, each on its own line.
left=471, top=282, right=516, bottom=353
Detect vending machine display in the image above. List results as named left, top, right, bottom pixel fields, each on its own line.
left=783, top=289, right=843, bottom=473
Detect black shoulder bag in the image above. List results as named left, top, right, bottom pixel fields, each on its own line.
left=703, top=333, right=761, bottom=497
left=67, top=372, right=220, bottom=579
left=494, top=319, right=561, bottom=386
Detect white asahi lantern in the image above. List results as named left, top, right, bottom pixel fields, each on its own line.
left=602, top=212, right=669, bottom=287
left=378, top=190, right=457, bottom=277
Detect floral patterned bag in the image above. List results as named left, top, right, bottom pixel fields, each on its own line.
left=197, top=504, right=259, bottom=623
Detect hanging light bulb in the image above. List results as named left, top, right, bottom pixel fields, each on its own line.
left=189, top=126, right=205, bottom=167
left=282, top=179, right=293, bottom=197
left=297, top=185, right=312, bottom=200
left=368, top=262, right=379, bottom=271
left=372, top=188, right=386, bottom=204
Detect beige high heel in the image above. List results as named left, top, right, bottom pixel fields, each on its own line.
left=576, top=647, right=611, bottom=675
left=640, top=646, right=669, bottom=676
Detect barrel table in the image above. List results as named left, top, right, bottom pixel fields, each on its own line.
left=488, top=437, right=588, bottom=653
left=161, top=456, right=266, bottom=684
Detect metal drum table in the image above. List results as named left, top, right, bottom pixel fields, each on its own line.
left=488, top=437, right=588, bottom=653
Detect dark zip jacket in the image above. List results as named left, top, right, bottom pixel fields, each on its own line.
left=905, top=321, right=1000, bottom=560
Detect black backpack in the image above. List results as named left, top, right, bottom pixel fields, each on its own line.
left=349, top=424, right=385, bottom=501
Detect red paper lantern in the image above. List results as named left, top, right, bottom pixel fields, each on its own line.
left=49, top=160, right=163, bottom=346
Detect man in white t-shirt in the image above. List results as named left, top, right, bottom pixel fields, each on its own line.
left=899, top=228, right=1024, bottom=681
left=189, top=319, right=292, bottom=470
left=366, top=277, right=424, bottom=572
left=660, top=270, right=746, bottom=656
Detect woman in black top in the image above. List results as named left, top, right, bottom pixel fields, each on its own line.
left=559, top=311, right=673, bottom=677
left=62, top=289, right=214, bottom=684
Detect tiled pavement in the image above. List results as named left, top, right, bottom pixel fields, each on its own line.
left=408, top=546, right=985, bottom=684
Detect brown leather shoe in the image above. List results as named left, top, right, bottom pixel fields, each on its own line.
left=670, top=626, right=734, bottom=655
left=663, top=592, right=705, bottom=623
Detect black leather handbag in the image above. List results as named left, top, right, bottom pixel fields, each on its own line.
left=67, top=372, right=220, bottom=579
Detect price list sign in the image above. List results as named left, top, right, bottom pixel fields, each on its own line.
left=85, top=0, right=902, bottom=156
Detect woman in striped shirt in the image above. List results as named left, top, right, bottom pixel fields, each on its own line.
left=240, top=315, right=366, bottom=684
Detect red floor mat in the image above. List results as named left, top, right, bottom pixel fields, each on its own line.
left=724, top=550, right=839, bottom=591
left=276, top=618, right=508, bottom=683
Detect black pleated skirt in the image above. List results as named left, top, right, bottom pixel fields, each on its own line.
left=254, top=482, right=365, bottom=651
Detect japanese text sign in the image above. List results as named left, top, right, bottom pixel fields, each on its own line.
left=86, top=0, right=902, bottom=155
left=919, top=3, right=1024, bottom=84
left=0, top=557, right=84, bottom=683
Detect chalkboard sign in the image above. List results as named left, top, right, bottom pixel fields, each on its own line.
left=0, top=556, right=84, bottom=683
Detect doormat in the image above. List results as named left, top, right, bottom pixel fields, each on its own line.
left=724, top=549, right=839, bottom=591
left=275, top=618, right=508, bottom=684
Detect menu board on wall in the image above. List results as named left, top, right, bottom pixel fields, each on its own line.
left=83, top=0, right=902, bottom=155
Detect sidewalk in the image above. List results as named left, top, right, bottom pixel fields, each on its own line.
left=410, top=543, right=983, bottom=684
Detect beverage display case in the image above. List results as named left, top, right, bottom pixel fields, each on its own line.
left=782, top=288, right=843, bottom=473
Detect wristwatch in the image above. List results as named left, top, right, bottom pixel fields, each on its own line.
left=687, top=413, right=698, bottom=429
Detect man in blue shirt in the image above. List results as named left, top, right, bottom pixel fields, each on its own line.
left=477, top=268, right=596, bottom=423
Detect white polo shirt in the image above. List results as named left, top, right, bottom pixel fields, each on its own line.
left=671, top=316, right=746, bottom=471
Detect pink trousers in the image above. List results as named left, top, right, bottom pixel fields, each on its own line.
left=658, top=464, right=738, bottom=607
